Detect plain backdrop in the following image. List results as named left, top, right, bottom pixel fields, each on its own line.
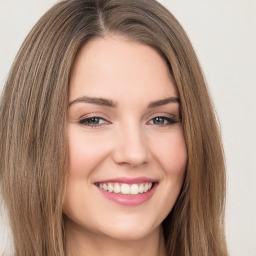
left=0, top=0, right=255, bottom=255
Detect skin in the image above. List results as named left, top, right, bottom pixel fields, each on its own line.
left=63, top=35, right=187, bottom=256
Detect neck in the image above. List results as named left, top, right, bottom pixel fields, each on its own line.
left=65, top=222, right=167, bottom=256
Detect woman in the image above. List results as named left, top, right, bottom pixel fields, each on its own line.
left=0, top=0, right=228, bottom=255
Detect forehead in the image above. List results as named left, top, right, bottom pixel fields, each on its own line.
left=69, top=36, right=177, bottom=102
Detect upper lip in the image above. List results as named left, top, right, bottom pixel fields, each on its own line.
left=95, top=176, right=158, bottom=184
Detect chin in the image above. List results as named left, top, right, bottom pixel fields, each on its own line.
left=99, top=226, right=159, bottom=242
left=93, top=214, right=163, bottom=241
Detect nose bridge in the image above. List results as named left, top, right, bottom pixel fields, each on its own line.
left=112, top=120, right=149, bottom=167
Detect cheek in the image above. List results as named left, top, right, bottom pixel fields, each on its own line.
left=148, top=130, right=187, bottom=221
left=151, top=130, right=187, bottom=176
left=68, top=127, right=110, bottom=178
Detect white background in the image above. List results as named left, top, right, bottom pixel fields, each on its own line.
left=0, top=0, right=255, bottom=255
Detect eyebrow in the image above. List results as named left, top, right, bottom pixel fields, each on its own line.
left=148, top=97, right=180, bottom=108
left=69, top=96, right=180, bottom=108
left=69, top=96, right=117, bottom=107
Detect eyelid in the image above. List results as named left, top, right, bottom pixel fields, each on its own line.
left=77, top=111, right=111, bottom=121
left=146, top=112, right=180, bottom=126
left=146, top=112, right=176, bottom=121
left=76, top=112, right=180, bottom=128
left=78, top=113, right=111, bottom=127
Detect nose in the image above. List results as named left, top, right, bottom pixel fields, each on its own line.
left=112, top=123, right=149, bottom=167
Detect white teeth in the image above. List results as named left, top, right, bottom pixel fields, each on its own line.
left=103, top=184, right=108, bottom=191
left=114, top=183, right=121, bottom=193
left=130, top=184, right=139, bottom=195
left=98, top=182, right=153, bottom=195
left=121, top=184, right=130, bottom=194
left=144, top=183, right=149, bottom=193
left=108, top=183, right=114, bottom=192
left=139, top=184, right=144, bottom=193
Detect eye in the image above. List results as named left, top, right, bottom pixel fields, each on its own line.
left=148, top=116, right=178, bottom=126
left=79, top=116, right=108, bottom=127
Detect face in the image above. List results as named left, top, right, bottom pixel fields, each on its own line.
left=63, top=36, right=187, bottom=241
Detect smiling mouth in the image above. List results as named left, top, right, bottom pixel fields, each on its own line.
left=95, top=182, right=154, bottom=195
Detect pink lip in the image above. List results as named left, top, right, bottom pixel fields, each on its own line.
left=95, top=177, right=158, bottom=206
left=95, top=176, right=157, bottom=184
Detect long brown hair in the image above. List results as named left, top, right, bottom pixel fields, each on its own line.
left=0, top=0, right=228, bottom=255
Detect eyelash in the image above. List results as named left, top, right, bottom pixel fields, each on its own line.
left=78, top=115, right=179, bottom=128
left=79, top=116, right=108, bottom=127
left=147, top=116, right=179, bottom=126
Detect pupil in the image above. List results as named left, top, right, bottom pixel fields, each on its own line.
left=90, top=117, right=99, bottom=124
left=154, top=117, right=164, bottom=124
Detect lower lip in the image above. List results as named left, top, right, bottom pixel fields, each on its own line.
left=96, top=183, right=158, bottom=206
